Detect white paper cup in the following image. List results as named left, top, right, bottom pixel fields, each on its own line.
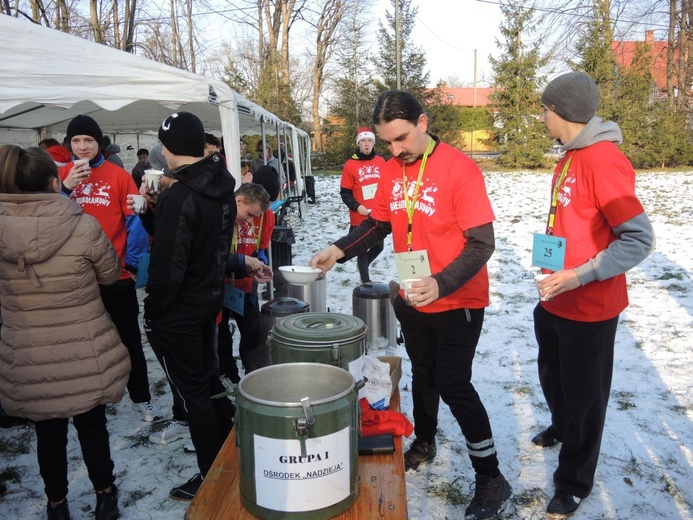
left=74, top=158, right=90, bottom=177
left=534, top=274, right=551, bottom=301
left=402, top=278, right=421, bottom=305
left=131, top=194, right=147, bottom=215
left=144, top=169, right=165, bottom=194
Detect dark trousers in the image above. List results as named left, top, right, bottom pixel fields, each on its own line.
left=350, top=225, right=384, bottom=283
left=35, top=405, right=115, bottom=502
left=218, top=293, right=270, bottom=382
left=100, top=278, right=151, bottom=403
left=394, top=296, right=500, bottom=476
left=534, top=304, right=618, bottom=498
left=145, top=311, right=235, bottom=476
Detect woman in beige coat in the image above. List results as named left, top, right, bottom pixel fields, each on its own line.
left=0, top=145, right=131, bottom=520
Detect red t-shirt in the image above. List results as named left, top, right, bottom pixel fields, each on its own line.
left=230, top=209, right=276, bottom=294
left=370, top=141, right=495, bottom=313
left=340, top=154, right=387, bottom=226
left=541, top=141, right=645, bottom=321
left=59, top=159, right=138, bottom=280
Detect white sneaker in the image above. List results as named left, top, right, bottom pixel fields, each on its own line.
left=148, top=420, right=189, bottom=445
left=132, top=401, right=162, bottom=422
left=183, top=442, right=196, bottom=453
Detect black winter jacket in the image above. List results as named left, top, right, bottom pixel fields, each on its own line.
left=144, top=152, right=236, bottom=320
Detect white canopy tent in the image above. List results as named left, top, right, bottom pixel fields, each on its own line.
left=0, top=14, right=310, bottom=190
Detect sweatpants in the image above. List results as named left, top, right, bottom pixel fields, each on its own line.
left=35, top=405, right=115, bottom=502
left=145, top=311, right=235, bottom=476
left=533, top=303, right=618, bottom=498
left=393, top=296, right=500, bottom=476
left=100, top=278, right=152, bottom=404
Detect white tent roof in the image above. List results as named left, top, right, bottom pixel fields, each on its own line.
left=0, top=14, right=310, bottom=186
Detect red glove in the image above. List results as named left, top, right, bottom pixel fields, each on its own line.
left=359, top=398, right=413, bottom=438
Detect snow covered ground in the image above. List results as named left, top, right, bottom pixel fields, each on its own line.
left=1, top=170, right=691, bottom=519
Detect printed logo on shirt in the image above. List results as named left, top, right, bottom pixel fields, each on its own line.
left=71, top=181, right=112, bottom=207
left=357, top=164, right=381, bottom=183
left=558, top=173, right=576, bottom=208
left=388, top=178, right=439, bottom=217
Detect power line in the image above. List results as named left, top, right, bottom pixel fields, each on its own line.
left=473, top=0, right=673, bottom=33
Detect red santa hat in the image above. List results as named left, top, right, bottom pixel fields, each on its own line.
left=356, top=127, right=375, bottom=145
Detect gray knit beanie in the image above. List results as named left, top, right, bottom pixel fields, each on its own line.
left=541, top=72, right=600, bottom=124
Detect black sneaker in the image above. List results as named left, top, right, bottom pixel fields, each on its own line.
left=531, top=426, right=561, bottom=448
left=0, top=481, right=6, bottom=498
left=547, top=490, right=581, bottom=518
left=95, top=484, right=119, bottom=520
left=404, top=438, right=436, bottom=471
left=46, top=499, right=71, bottom=520
left=170, top=473, right=203, bottom=501
left=464, top=473, right=512, bottom=520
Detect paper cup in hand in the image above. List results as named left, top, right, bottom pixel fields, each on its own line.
left=535, top=274, right=551, bottom=301
left=144, top=169, right=165, bottom=194
left=402, top=278, right=421, bottom=305
left=74, top=159, right=90, bottom=177
left=131, top=195, right=147, bottom=215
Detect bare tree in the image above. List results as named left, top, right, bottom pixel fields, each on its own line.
left=309, top=0, right=351, bottom=151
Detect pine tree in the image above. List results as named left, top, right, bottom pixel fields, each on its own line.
left=326, top=1, right=381, bottom=163
left=571, top=0, right=619, bottom=121
left=376, top=0, right=430, bottom=101
left=489, top=1, right=551, bottom=168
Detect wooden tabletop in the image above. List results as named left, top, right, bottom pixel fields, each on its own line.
left=186, top=390, right=408, bottom=519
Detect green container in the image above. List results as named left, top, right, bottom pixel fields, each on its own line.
left=269, top=313, right=366, bottom=369
left=236, top=363, right=359, bottom=519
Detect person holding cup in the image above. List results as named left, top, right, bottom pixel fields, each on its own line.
left=532, top=72, right=655, bottom=518
left=310, top=91, right=511, bottom=519
left=58, top=115, right=161, bottom=425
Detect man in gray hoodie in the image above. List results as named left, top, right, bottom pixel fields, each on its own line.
left=532, top=72, right=655, bottom=519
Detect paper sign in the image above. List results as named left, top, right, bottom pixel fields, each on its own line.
left=253, top=428, right=351, bottom=512
left=394, top=250, right=431, bottom=282
left=532, top=233, right=567, bottom=271
left=223, top=284, right=245, bottom=315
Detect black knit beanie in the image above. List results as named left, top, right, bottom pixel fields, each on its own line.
left=66, top=115, right=103, bottom=146
left=252, top=165, right=280, bottom=201
left=158, top=112, right=205, bottom=157
left=541, top=72, right=600, bottom=124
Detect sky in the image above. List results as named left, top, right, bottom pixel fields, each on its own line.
left=1, top=170, right=691, bottom=519
left=374, top=0, right=504, bottom=87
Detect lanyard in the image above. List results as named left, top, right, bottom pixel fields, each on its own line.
left=229, top=225, right=239, bottom=282
left=546, top=152, right=574, bottom=235
left=255, top=213, right=264, bottom=250
left=402, top=137, right=435, bottom=251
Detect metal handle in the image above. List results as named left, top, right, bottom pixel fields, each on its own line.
left=295, top=397, right=315, bottom=458
left=331, top=343, right=341, bottom=365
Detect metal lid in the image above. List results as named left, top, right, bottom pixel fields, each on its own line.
left=352, top=282, right=389, bottom=299
left=272, top=313, right=366, bottom=344
left=261, top=297, right=310, bottom=317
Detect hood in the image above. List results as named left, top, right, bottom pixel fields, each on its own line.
left=45, top=145, right=72, bottom=165
left=172, top=152, right=236, bottom=201
left=0, top=193, right=82, bottom=265
left=559, top=117, right=623, bottom=152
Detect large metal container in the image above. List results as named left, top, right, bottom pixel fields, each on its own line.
left=261, top=297, right=310, bottom=343
left=288, top=276, right=327, bottom=313
left=236, top=363, right=359, bottom=519
left=269, top=313, right=366, bottom=369
left=352, top=282, right=397, bottom=349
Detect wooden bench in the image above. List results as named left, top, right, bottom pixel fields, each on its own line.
left=186, top=390, right=408, bottom=519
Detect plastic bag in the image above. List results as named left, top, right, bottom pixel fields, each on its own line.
left=349, top=355, right=392, bottom=410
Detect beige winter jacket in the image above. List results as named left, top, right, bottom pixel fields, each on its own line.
left=0, top=192, right=130, bottom=421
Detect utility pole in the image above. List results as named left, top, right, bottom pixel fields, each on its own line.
left=473, top=48, right=478, bottom=108
left=395, top=0, right=401, bottom=89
